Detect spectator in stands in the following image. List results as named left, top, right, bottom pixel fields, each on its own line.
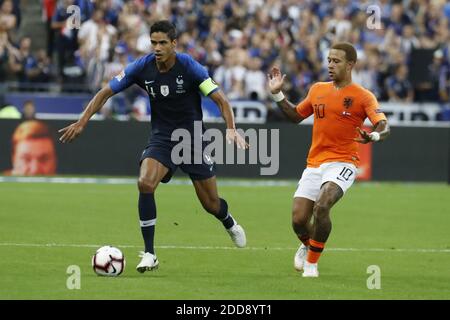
left=438, top=59, right=450, bottom=104
left=42, top=0, right=57, bottom=58
left=33, top=49, right=53, bottom=82
left=244, top=57, right=267, bottom=101
left=327, top=6, right=352, bottom=42
left=438, top=63, right=450, bottom=120
left=428, top=49, right=446, bottom=102
left=74, top=0, right=94, bottom=23
left=78, top=8, right=117, bottom=90
left=101, top=43, right=131, bottom=119
left=52, top=0, right=79, bottom=80
left=365, top=50, right=384, bottom=99
left=7, top=36, right=35, bottom=82
left=0, top=0, right=17, bottom=35
left=399, top=24, right=420, bottom=55
left=386, top=3, right=412, bottom=36
left=17, top=48, right=53, bottom=84
left=385, top=64, right=414, bottom=102
left=203, top=36, right=222, bottom=75
left=0, top=0, right=20, bottom=27
left=3, top=0, right=450, bottom=110
left=213, top=49, right=246, bottom=100
left=96, top=0, right=121, bottom=27
left=352, top=58, right=373, bottom=90
left=118, top=0, right=147, bottom=37
left=0, top=19, right=13, bottom=81
left=21, top=100, right=36, bottom=120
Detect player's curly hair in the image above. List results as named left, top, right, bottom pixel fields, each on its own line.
left=150, top=20, right=177, bottom=40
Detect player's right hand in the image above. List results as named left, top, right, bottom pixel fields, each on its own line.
left=226, top=129, right=249, bottom=149
left=267, top=67, right=286, bottom=94
left=354, top=127, right=371, bottom=144
left=58, top=121, right=85, bottom=143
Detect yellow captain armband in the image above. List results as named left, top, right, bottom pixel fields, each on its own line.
left=199, top=78, right=219, bottom=96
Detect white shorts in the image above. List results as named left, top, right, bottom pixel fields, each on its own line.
left=293, top=162, right=357, bottom=201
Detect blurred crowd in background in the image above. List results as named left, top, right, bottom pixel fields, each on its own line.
left=1, top=0, right=450, bottom=121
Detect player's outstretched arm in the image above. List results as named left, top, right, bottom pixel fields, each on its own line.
left=267, top=67, right=304, bottom=123
left=209, top=90, right=249, bottom=149
left=59, top=85, right=115, bottom=143
left=355, top=120, right=390, bottom=144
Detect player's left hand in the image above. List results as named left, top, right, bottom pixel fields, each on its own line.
left=226, top=129, right=249, bottom=149
left=354, top=127, right=371, bottom=144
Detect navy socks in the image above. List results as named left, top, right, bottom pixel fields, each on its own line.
left=138, top=193, right=157, bottom=254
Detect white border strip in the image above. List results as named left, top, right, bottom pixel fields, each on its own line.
left=0, top=176, right=295, bottom=187
left=0, top=242, right=448, bottom=253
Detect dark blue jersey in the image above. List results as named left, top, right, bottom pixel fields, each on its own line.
left=109, top=52, right=219, bottom=143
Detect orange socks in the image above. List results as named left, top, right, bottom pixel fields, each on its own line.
left=297, top=236, right=326, bottom=264
left=306, top=239, right=325, bottom=264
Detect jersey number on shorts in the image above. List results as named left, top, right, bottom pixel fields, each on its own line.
left=313, top=104, right=325, bottom=119
left=338, top=167, right=354, bottom=181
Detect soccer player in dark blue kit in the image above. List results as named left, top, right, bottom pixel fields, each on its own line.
left=59, top=20, right=248, bottom=273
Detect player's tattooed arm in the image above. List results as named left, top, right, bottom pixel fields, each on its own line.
left=275, top=99, right=305, bottom=124
left=373, top=120, right=390, bottom=140
left=355, top=120, right=390, bottom=144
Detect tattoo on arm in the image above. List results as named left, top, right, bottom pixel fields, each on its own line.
left=276, top=99, right=304, bottom=123
left=373, top=120, right=390, bottom=141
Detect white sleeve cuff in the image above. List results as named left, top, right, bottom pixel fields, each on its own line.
left=271, top=91, right=285, bottom=102
left=369, top=132, right=380, bottom=142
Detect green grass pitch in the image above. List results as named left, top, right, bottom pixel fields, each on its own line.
left=0, top=179, right=449, bottom=299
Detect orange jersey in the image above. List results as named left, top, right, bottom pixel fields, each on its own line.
left=296, top=82, right=387, bottom=167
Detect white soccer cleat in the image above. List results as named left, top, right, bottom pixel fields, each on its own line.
left=294, top=243, right=308, bottom=271
left=227, top=224, right=247, bottom=248
left=302, top=261, right=319, bottom=278
left=136, top=251, right=159, bottom=273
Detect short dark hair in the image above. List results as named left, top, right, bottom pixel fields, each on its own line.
left=150, top=20, right=177, bottom=40
left=331, top=42, right=357, bottom=63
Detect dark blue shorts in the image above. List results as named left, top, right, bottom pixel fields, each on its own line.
left=139, top=141, right=216, bottom=183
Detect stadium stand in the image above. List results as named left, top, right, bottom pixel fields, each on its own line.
left=0, top=0, right=450, bottom=121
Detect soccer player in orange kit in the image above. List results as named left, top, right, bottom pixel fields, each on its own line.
left=267, top=42, right=390, bottom=277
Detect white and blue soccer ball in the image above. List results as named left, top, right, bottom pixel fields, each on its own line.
left=91, top=246, right=125, bottom=277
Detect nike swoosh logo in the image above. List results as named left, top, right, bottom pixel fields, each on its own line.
left=145, top=80, right=154, bottom=84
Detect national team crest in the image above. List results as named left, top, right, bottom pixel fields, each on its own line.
left=115, top=70, right=125, bottom=82
left=343, top=97, right=353, bottom=109
left=160, top=85, right=169, bottom=96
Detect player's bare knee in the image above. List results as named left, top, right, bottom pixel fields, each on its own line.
left=292, top=212, right=309, bottom=228
left=137, top=177, right=158, bottom=193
